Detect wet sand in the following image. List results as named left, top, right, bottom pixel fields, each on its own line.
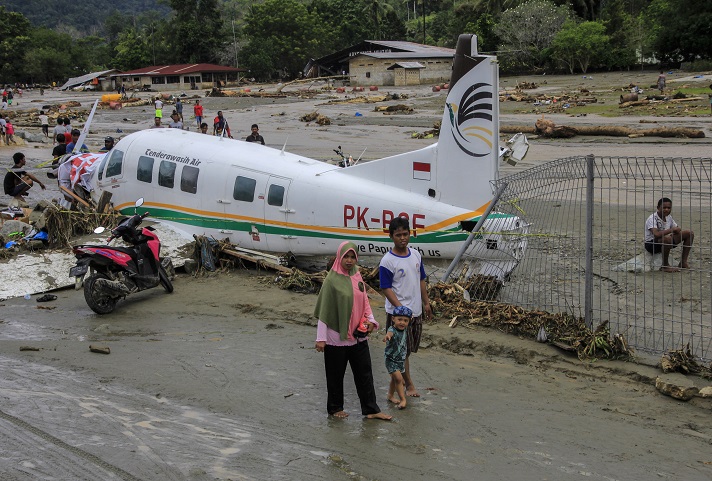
left=1, top=273, right=711, bottom=480
left=1, top=74, right=712, bottom=480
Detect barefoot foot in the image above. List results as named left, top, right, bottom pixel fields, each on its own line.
left=406, top=388, right=420, bottom=398
left=331, top=411, right=349, bottom=419
left=397, top=400, right=407, bottom=410
left=366, top=412, right=393, bottom=421
left=661, top=265, right=680, bottom=272
left=679, top=262, right=690, bottom=269
left=387, top=396, right=400, bottom=404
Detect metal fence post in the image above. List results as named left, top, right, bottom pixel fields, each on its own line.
left=441, top=182, right=508, bottom=282
left=585, top=154, right=594, bottom=329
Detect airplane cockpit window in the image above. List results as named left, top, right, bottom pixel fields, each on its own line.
left=180, top=165, right=199, bottom=194
left=158, top=161, right=176, bottom=189
left=137, top=156, right=154, bottom=183
left=105, top=149, right=124, bottom=178
left=267, top=184, right=285, bottom=206
left=233, top=176, right=256, bottom=202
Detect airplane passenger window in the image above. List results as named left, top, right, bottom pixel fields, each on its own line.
left=233, top=176, right=256, bottom=202
left=267, top=184, right=285, bottom=206
left=158, top=161, right=176, bottom=189
left=137, top=156, right=154, bottom=183
left=181, top=166, right=199, bottom=194
left=105, top=149, right=124, bottom=178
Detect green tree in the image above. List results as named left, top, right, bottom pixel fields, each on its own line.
left=550, top=20, right=610, bottom=73
left=362, top=0, right=395, bottom=40
left=24, top=47, right=66, bottom=84
left=645, top=0, right=712, bottom=63
left=494, top=0, right=572, bottom=72
left=600, top=0, right=641, bottom=69
left=242, top=0, right=330, bottom=79
left=309, top=0, right=368, bottom=51
left=167, top=0, right=225, bottom=63
left=113, top=29, right=151, bottom=70
left=0, top=7, right=32, bottom=80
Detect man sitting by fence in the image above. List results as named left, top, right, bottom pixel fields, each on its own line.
left=644, top=197, right=694, bottom=272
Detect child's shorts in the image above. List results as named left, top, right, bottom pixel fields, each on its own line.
left=385, top=357, right=405, bottom=374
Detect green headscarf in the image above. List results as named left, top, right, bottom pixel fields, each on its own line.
left=313, top=242, right=359, bottom=340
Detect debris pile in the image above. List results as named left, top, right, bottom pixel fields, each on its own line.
left=661, top=343, right=712, bottom=376
left=411, top=121, right=441, bottom=139
left=325, top=94, right=389, bottom=105
left=300, top=111, right=331, bottom=125
left=374, top=104, right=413, bottom=114
left=44, top=207, right=119, bottom=247
left=429, top=281, right=633, bottom=360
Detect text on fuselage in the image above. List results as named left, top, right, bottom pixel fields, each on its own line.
left=343, top=205, right=425, bottom=231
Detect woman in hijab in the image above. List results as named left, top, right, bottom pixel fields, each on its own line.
left=314, top=241, right=392, bottom=420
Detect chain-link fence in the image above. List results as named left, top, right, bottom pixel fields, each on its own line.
left=457, top=156, right=712, bottom=360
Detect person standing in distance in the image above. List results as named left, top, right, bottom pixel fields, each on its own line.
left=194, top=100, right=203, bottom=129
left=245, top=124, right=265, bottom=145
left=379, top=216, right=432, bottom=398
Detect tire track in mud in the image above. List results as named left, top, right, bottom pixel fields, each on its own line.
left=0, top=408, right=142, bottom=481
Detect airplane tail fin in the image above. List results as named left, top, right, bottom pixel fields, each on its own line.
left=340, top=34, right=500, bottom=211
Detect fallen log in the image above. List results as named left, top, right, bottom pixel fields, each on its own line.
left=504, top=121, right=704, bottom=139
left=619, top=100, right=650, bottom=108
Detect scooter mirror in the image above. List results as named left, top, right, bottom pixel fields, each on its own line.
left=135, top=198, right=144, bottom=208
left=94, top=226, right=106, bottom=234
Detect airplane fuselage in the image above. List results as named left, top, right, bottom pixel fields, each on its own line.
left=93, top=129, right=488, bottom=259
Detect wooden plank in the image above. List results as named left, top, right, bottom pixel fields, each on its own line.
left=59, top=185, right=92, bottom=208
left=97, top=190, right=113, bottom=214
left=221, top=248, right=293, bottom=274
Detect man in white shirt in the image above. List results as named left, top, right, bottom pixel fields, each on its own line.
left=644, top=197, right=695, bottom=272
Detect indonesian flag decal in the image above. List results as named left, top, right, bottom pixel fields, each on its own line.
left=413, top=161, right=431, bottom=181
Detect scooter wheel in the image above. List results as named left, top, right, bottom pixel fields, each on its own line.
left=84, top=273, right=118, bottom=314
left=159, top=265, right=174, bottom=293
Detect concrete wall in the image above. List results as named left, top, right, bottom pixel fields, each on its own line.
left=348, top=55, right=452, bottom=86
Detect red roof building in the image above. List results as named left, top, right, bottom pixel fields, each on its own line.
left=111, top=64, right=245, bottom=92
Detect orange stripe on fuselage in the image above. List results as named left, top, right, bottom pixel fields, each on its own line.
left=116, top=201, right=491, bottom=235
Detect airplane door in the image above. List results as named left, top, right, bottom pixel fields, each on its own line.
left=263, top=176, right=293, bottom=252
left=221, top=167, right=270, bottom=250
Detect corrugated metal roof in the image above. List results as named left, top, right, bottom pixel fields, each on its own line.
left=356, top=52, right=453, bottom=59
left=113, top=63, right=243, bottom=76
left=387, top=62, right=426, bottom=70
left=60, top=69, right=118, bottom=90
left=364, top=40, right=455, bottom=55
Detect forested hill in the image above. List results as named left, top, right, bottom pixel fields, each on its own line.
left=1, top=0, right=170, bottom=28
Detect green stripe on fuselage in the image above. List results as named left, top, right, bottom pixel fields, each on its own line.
left=122, top=206, right=515, bottom=245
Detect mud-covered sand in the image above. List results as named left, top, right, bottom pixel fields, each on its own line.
left=1, top=72, right=712, bottom=480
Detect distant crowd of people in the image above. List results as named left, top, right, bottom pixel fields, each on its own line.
left=150, top=97, right=266, bottom=144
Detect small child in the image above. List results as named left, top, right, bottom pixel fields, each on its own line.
left=384, top=305, right=412, bottom=410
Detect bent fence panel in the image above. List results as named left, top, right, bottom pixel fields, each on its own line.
left=478, top=156, right=712, bottom=360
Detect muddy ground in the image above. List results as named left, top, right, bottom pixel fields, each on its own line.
left=1, top=71, right=712, bottom=480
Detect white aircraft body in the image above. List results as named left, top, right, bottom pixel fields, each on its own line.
left=84, top=34, right=528, bottom=275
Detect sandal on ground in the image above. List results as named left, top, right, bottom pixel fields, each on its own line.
left=36, top=294, right=57, bottom=302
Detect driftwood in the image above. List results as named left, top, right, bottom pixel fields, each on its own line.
left=503, top=119, right=705, bottom=139
left=619, top=100, right=650, bottom=108
left=276, top=75, right=346, bottom=93
left=59, top=186, right=92, bottom=208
